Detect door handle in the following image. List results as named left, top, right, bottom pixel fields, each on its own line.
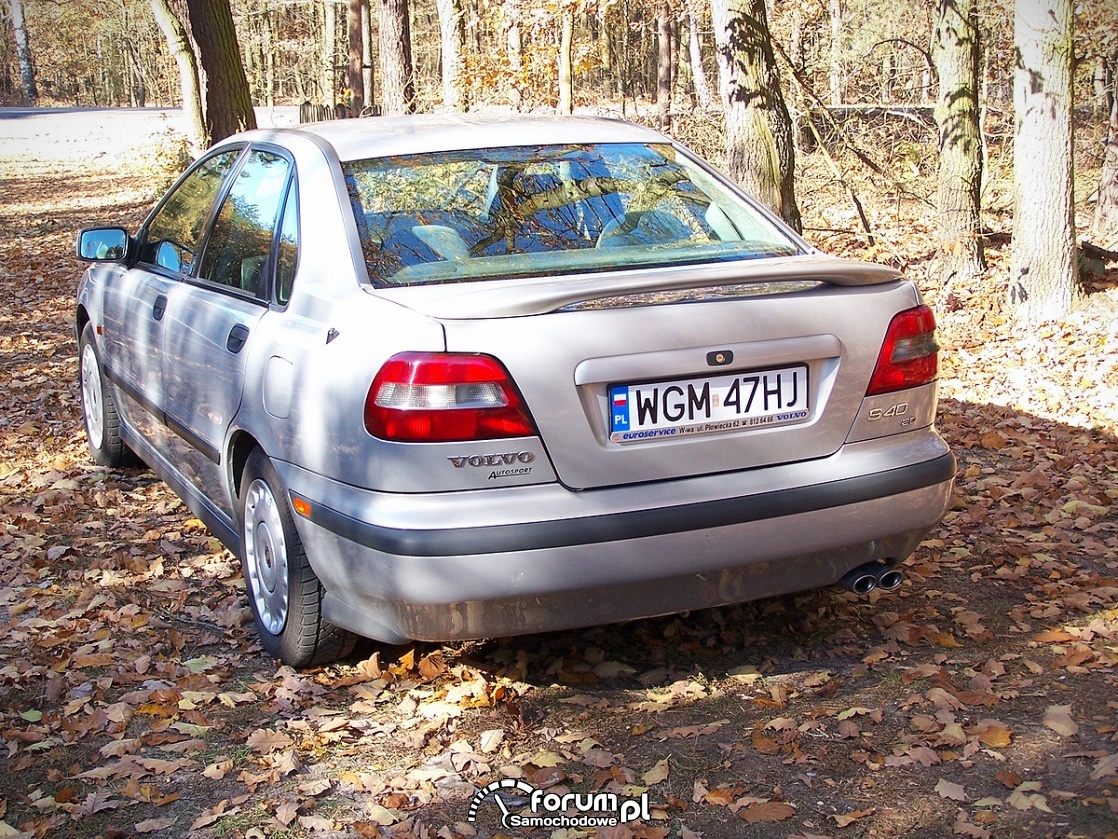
left=226, top=324, right=250, bottom=354
left=153, top=295, right=167, bottom=321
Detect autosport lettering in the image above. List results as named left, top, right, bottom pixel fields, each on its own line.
left=489, top=467, right=533, bottom=480
left=448, top=452, right=536, bottom=468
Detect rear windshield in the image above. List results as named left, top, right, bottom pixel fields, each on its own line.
left=342, top=143, right=801, bottom=287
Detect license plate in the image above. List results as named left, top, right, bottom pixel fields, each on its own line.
left=609, top=364, right=810, bottom=443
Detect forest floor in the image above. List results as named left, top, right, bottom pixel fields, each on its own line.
left=0, top=108, right=1117, bottom=839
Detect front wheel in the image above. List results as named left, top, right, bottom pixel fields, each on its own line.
left=240, top=449, right=357, bottom=667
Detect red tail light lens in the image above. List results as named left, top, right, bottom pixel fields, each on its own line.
left=866, top=305, right=939, bottom=396
left=365, top=352, right=536, bottom=442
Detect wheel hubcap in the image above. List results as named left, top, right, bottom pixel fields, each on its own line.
left=243, top=478, right=289, bottom=634
left=81, top=343, right=104, bottom=447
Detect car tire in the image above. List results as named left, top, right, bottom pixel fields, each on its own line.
left=240, top=448, right=357, bottom=667
left=79, top=323, right=138, bottom=468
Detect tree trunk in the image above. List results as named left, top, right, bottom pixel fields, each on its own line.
left=125, top=34, right=147, bottom=107
left=656, top=0, right=672, bottom=127
left=435, top=0, right=465, bottom=110
left=347, top=0, right=366, bottom=113
left=151, top=0, right=205, bottom=152
left=933, top=0, right=985, bottom=290
left=465, top=0, right=481, bottom=53
left=1093, top=56, right=1110, bottom=117
left=1093, top=56, right=1118, bottom=249
left=504, top=0, right=523, bottom=109
left=828, top=0, right=842, bottom=106
left=670, top=10, right=679, bottom=105
left=688, top=12, right=713, bottom=110
left=263, top=9, right=275, bottom=107
left=9, top=0, right=38, bottom=104
left=711, top=0, right=801, bottom=231
left=322, top=0, right=335, bottom=105
left=558, top=9, right=573, bottom=114
left=379, top=0, right=416, bottom=114
left=1008, top=0, right=1077, bottom=321
left=184, top=0, right=256, bottom=144
left=361, top=1, right=373, bottom=109
left=619, top=4, right=631, bottom=104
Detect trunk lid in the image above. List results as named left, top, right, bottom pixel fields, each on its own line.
left=378, top=260, right=920, bottom=490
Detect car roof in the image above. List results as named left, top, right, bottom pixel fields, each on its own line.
left=234, top=113, right=673, bottom=162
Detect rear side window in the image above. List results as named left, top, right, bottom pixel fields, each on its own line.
left=274, top=184, right=299, bottom=305
left=139, top=150, right=241, bottom=274
left=343, top=143, right=800, bottom=287
left=198, top=150, right=293, bottom=294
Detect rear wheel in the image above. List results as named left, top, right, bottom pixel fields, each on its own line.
left=79, top=323, right=136, bottom=467
left=240, top=448, right=357, bottom=667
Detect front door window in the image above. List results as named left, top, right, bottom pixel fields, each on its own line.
left=139, top=151, right=241, bottom=274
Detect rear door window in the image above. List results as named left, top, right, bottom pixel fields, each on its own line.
left=197, top=150, right=293, bottom=295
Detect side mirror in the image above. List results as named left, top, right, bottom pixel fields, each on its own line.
left=76, top=227, right=131, bottom=262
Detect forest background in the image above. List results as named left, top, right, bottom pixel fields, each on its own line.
left=2, top=0, right=1118, bottom=838
left=5, top=0, right=1118, bottom=318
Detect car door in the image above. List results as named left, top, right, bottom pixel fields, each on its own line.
left=158, top=148, right=294, bottom=514
left=100, top=149, right=243, bottom=454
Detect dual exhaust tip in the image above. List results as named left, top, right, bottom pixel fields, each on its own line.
left=839, top=560, right=904, bottom=596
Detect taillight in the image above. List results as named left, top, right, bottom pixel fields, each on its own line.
left=364, top=352, right=536, bottom=442
left=866, top=305, right=939, bottom=395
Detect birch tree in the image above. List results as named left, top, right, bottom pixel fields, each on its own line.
left=435, top=0, right=466, bottom=109
left=1008, top=0, right=1077, bottom=321
left=7, top=0, right=37, bottom=103
left=933, top=0, right=985, bottom=290
left=151, top=0, right=204, bottom=152
left=687, top=10, right=713, bottom=109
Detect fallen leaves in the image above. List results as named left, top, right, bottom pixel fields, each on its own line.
left=1043, top=704, right=1079, bottom=737
left=190, top=797, right=246, bottom=831
left=655, top=719, right=730, bottom=740
left=737, top=800, right=796, bottom=824
left=642, top=757, right=670, bottom=786
left=244, top=729, right=295, bottom=756
left=3, top=114, right=1118, bottom=839
left=1006, top=781, right=1053, bottom=812
left=936, top=779, right=968, bottom=802
left=1090, top=752, right=1118, bottom=780
left=832, top=807, right=874, bottom=828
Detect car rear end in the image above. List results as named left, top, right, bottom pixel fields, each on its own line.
left=278, top=116, right=955, bottom=644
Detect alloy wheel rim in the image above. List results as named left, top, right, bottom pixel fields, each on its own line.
left=81, top=343, right=105, bottom=447
left=243, top=478, right=289, bottom=635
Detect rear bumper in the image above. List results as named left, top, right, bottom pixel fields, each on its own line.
left=277, top=432, right=955, bottom=643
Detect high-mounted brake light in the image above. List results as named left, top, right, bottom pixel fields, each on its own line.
left=866, top=305, right=939, bottom=396
left=364, top=352, right=536, bottom=442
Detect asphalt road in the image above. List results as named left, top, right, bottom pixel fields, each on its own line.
left=0, top=105, right=300, bottom=161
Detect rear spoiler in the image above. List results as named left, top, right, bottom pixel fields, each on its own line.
left=372, top=254, right=904, bottom=319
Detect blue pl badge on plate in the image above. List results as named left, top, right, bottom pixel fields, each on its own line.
left=610, top=385, right=630, bottom=433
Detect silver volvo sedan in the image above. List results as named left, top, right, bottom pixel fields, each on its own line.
left=75, top=115, right=955, bottom=667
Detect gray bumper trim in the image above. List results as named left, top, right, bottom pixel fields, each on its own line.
left=298, top=452, right=956, bottom=558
